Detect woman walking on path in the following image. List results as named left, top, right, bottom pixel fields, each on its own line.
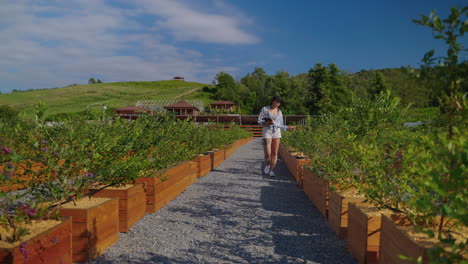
left=258, top=95, right=295, bottom=177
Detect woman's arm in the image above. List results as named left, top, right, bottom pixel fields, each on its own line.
left=258, top=107, right=266, bottom=125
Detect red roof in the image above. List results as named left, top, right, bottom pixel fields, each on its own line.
left=210, top=101, right=236, bottom=105
left=163, top=101, right=199, bottom=110
left=114, top=105, right=138, bottom=113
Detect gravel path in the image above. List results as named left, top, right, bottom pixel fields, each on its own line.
left=92, top=138, right=357, bottom=264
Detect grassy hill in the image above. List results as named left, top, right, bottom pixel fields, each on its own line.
left=0, top=80, right=208, bottom=119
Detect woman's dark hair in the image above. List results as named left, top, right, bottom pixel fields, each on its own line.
left=271, top=95, right=282, bottom=103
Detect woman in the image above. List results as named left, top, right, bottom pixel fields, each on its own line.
left=258, top=95, right=295, bottom=177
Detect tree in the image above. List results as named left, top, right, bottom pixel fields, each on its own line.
left=88, top=78, right=96, bottom=84
left=413, top=6, right=466, bottom=138
left=241, top=67, right=268, bottom=112
left=328, top=63, right=351, bottom=111
left=213, top=72, right=237, bottom=101
left=307, top=63, right=350, bottom=114
left=369, top=71, right=389, bottom=98
left=308, top=63, right=330, bottom=114
left=406, top=7, right=467, bottom=262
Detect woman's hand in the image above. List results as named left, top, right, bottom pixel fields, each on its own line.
left=288, top=126, right=297, bottom=131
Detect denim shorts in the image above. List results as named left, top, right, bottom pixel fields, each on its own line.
left=262, top=127, right=281, bottom=139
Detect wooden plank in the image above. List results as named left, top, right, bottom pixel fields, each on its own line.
left=347, top=203, right=368, bottom=264
left=58, top=207, right=89, bottom=223
left=60, top=198, right=119, bottom=262
left=328, top=191, right=366, bottom=239
left=379, top=215, right=430, bottom=264
left=0, top=218, right=72, bottom=264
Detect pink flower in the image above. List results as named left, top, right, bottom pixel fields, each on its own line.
left=2, top=147, right=11, bottom=154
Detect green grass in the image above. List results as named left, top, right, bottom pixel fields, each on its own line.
left=0, top=80, right=209, bottom=119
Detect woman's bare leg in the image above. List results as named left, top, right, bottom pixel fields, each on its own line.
left=270, top=138, right=280, bottom=170
left=264, top=138, right=272, bottom=166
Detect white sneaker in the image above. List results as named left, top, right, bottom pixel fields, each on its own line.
left=264, top=165, right=270, bottom=174
left=269, top=170, right=276, bottom=177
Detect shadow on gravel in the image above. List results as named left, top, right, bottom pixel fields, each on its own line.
left=95, top=252, right=194, bottom=264
left=259, top=162, right=357, bottom=264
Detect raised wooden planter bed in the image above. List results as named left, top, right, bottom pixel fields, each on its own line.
left=303, top=167, right=329, bottom=218
left=193, top=154, right=211, bottom=178
left=328, top=190, right=366, bottom=239
left=347, top=203, right=394, bottom=264
left=224, top=143, right=235, bottom=159
left=136, top=160, right=197, bottom=213
left=241, top=136, right=254, bottom=145
left=0, top=217, right=72, bottom=264
left=210, top=150, right=225, bottom=169
left=278, top=144, right=310, bottom=188
left=58, top=198, right=119, bottom=263
left=231, top=139, right=241, bottom=151
left=379, top=215, right=433, bottom=264
left=90, top=184, right=146, bottom=233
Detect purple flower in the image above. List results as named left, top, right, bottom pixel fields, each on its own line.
left=85, top=172, right=94, bottom=178
left=40, top=147, right=48, bottom=152
left=40, top=140, right=47, bottom=144
left=25, top=208, right=37, bottom=217
left=53, top=151, right=59, bottom=156
left=19, top=204, right=37, bottom=217
left=19, top=242, right=29, bottom=261
left=2, top=147, right=11, bottom=154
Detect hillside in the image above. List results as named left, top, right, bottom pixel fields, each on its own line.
left=0, top=80, right=208, bottom=118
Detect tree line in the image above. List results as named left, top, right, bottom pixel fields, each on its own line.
left=204, top=63, right=467, bottom=115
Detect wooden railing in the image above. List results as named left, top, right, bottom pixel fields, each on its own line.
left=116, top=113, right=314, bottom=125
left=206, top=124, right=263, bottom=137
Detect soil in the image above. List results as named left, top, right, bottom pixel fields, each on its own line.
left=354, top=202, right=394, bottom=217
left=60, top=197, right=111, bottom=209
left=290, top=151, right=308, bottom=159
left=0, top=219, right=62, bottom=248
left=389, top=214, right=467, bottom=250
left=92, top=184, right=133, bottom=190
left=336, top=189, right=363, bottom=198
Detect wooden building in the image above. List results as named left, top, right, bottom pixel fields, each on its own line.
left=210, top=101, right=236, bottom=112
left=173, top=76, right=185, bottom=81
left=114, top=106, right=141, bottom=120
left=163, top=101, right=200, bottom=116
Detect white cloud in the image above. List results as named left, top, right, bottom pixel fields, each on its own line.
left=0, top=0, right=257, bottom=91
left=136, top=0, right=259, bottom=44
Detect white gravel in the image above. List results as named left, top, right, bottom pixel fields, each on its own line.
left=91, top=138, right=357, bottom=264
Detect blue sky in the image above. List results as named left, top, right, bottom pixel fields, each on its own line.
left=0, top=0, right=466, bottom=93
